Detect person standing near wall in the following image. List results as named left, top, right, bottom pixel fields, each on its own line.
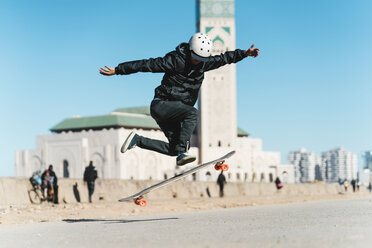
left=41, top=165, right=58, bottom=204
left=338, top=178, right=344, bottom=194
left=344, top=179, right=349, bottom=192
left=84, top=161, right=98, bottom=203
left=217, top=171, right=226, bottom=197
left=351, top=178, right=356, bottom=192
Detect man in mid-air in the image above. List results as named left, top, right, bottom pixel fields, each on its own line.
left=99, top=33, right=260, bottom=166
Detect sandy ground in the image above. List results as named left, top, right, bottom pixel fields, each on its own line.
left=0, top=191, right=370, bottom=225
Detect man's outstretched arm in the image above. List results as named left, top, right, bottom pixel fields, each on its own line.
left=204, top=44, right=260, bottom=72
left=99, top=53, right=176, bottom=76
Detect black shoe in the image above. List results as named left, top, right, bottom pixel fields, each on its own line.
left=121, top=131, right=139, bottom=153
left=176, top=152, right=196, bottom=166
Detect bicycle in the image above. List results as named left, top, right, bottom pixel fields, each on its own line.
left=28, top=171, right=49, bottom=204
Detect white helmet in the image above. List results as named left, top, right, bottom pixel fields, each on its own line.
left=189, top=32, right=213, bottom=62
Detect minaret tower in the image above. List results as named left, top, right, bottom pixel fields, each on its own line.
left=197, top=0, right=237, bottom=163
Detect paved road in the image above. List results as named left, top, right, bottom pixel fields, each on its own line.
left=1, top=197, right=372, bottom=248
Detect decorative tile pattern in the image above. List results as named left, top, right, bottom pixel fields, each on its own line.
left=197, top=0, right=234, bottom=18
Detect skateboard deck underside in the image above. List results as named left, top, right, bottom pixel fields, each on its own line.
left=119, top=150, right=235, bottom=202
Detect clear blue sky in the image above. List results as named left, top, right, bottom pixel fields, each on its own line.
left=1, top=0, right=371, bottom=176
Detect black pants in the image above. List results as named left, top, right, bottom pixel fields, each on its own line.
left=136, top=100, right=198, bottom=156
left=53, top=185, right=58, bottom=204
left=219, top=184, right=224, bottom=197
left=87, top=181, right=95, bottom=202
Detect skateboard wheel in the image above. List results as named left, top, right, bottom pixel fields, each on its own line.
left=139, top=199, right=147, bottom=207
left=214, top=162, right=222, bottom=171
left=221, top=164, right=229, bottom=171
left=134, top=198, right=140, bottom=205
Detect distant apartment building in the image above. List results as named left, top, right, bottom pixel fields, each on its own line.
left=361, top=151, right=372, bottom=184
left=321, top=148, right=358, bottom=183
left=363, top=151, right=372, bottom=170
left=359, top=169, right=371, bottom=185
left=288, top=148, right=321, bottom=183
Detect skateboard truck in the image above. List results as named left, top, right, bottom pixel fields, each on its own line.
left=134, top=196, right=147, bottom=207
left=214, top=160, right=229, bottom=171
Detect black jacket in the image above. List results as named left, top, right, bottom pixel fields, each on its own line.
left=84, top=165, right=98, bottom=182
left=115, top=43, right=247, bottom=106
left=217, top=173, right=226, bottom=185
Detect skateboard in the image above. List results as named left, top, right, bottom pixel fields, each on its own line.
left=119, top=150, right=236, bottom=207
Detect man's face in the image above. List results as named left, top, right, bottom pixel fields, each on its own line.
left=190, top=56, right=202, bottom=65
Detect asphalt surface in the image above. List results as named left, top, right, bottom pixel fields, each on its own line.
left=1, top=196, right=372, bottom=248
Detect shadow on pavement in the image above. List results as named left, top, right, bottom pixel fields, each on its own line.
left=62, top=217, right=179, bottom=224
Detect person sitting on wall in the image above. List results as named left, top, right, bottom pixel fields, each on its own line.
left=275, top=177, right=283, bottom=190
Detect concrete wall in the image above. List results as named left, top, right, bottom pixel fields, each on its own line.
left=0, top=177, right=346, bottom=207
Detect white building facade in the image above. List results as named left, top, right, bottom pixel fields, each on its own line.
left=15, top=116, right=187, bottom=181
left=15, top=107, right=289, bottom=183
left=321, top=147, right=358, bottom=183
